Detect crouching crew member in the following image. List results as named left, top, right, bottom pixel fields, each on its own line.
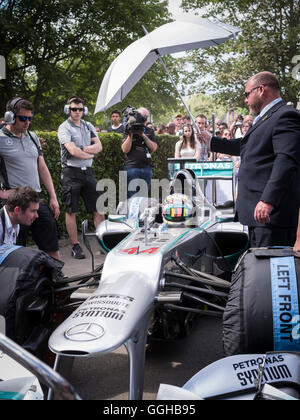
left=0, top=187, right=40, bottom=246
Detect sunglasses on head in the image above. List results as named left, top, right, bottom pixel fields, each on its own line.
left=16, top=115, right=33, bottom=122
left=70, top=107, right=84, bottom=112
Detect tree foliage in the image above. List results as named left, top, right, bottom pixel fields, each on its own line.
left=187, top=92, right=247, bottom=121
left=181, top=0, right=300, bottom=108
left=0, top=0, right=181, bottom=128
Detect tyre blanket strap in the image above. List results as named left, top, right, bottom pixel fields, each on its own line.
left=0, top=244, right=21, bottom=265
left=270, top=257, right=300, bottom=351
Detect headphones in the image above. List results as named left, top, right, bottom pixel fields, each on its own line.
left=4, top=97, right=24, bottom=124
left=64, top=96, right=88, bottom=116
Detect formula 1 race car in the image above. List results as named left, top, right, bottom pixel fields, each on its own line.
left=48, top=158, right=251, bottom=399
left=1, top=158, right=299, bottom=400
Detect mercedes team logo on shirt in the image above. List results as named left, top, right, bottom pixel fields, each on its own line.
left=65, top=323, right=105, bottom=341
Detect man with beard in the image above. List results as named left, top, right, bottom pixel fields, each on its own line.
left=198, top=71, right=300, bottom=247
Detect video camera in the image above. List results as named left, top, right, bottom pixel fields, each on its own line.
left=122, top=105, right=146, bottom=135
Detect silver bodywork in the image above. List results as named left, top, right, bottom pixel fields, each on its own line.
left=0, top=319, right=80, bottom=401
left=158, top=352, right=300, bottom=400
left=49, top=160, right=247, bottom=399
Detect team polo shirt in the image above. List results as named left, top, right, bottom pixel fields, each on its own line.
left=0, top=127, right=42, bottom=192
left=58, top=118, right=97, bottom=168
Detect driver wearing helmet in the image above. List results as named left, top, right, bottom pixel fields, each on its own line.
left=162, top=193, right=195, bottom=226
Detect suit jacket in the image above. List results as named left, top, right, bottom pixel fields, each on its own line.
left=211, top=100, right=300, bottom=227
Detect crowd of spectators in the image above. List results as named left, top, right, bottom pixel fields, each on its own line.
left=0, top=95, right=299, bottom=258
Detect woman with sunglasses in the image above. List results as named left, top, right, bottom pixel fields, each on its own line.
left=174, top=124, right=200, bottom=159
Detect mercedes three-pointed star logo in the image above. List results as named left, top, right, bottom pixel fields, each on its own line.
left=65, top=323, right=105, bottom=341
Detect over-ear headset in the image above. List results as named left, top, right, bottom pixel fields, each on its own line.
left=64, top=96, right=88, bottom=116
left=4, top=97, right=24, bottom=124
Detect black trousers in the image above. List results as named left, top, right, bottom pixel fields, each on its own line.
left=248, top=225, right=297, bottom=248
left=17, top=201, right=59, bottom=252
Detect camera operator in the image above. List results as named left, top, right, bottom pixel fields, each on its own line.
left=121, top=107, right=157, bottom=199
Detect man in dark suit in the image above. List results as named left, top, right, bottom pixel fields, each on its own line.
left=200, top=71, right=300, bottom=247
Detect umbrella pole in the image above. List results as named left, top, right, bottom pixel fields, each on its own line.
left=142, top=25, right=199, bottom=133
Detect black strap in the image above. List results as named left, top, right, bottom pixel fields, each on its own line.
left=0, top=207, right=6, bottom=244
left=27, top=130, right=43, bottom=155
left=0, top=157, right=10, bottom=190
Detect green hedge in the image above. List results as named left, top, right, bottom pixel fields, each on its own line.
left=37, top=131, right=179, bottom=237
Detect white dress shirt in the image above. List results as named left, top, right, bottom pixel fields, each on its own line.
left=0, top=206, right=20, bottom=246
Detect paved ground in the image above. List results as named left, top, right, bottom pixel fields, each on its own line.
left=58, top=235, right=105, bottom=278
left=57, top=235, right=224, bottom=401
left=69, top=316, right=223, bottom=400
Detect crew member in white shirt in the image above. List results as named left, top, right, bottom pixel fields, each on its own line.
left=0, top=187, right=40, bottom=246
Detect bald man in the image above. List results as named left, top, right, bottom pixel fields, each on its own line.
left=199, top=72, right=300, bottom=247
